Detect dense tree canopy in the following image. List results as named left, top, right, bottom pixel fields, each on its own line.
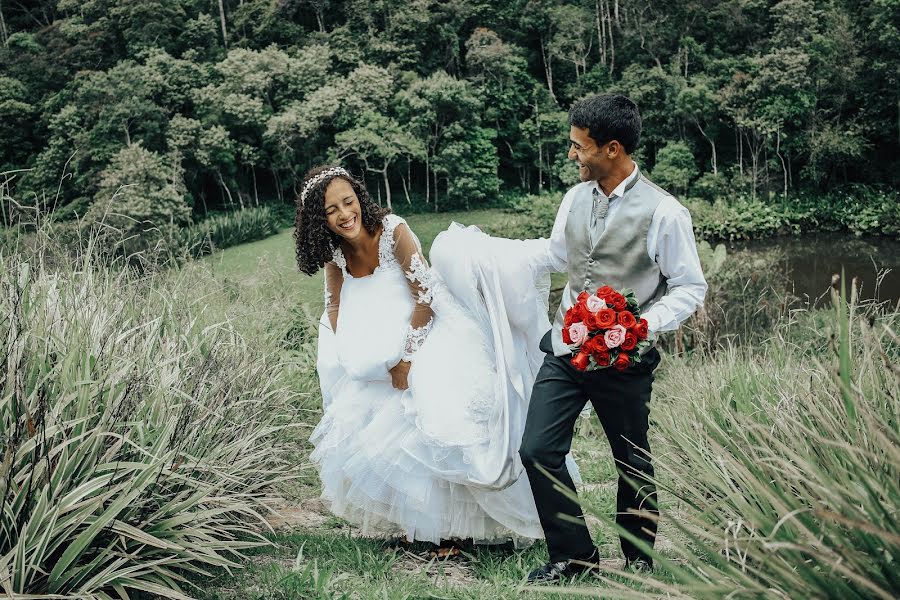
left=0, top=0, right=897, bottom=220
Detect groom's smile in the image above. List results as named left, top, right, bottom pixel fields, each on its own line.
left=568, top=125, right=609, bottom=184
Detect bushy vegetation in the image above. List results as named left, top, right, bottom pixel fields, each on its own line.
left=173, top=206, right=283, bottom=258
left=0, top=232, right=299, bottom=599
left=501, top=185, right=900, bottom=243
left=1, top=0, right=897, bottom=229
left=580, top=289, right=900, bottom=599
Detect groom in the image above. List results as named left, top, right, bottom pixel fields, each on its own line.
left=520, top=94, right=707, bottom=583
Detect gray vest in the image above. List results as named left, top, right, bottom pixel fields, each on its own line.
left=551, top=169, right=669, bottom=356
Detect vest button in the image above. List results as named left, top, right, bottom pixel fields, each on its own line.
left=588, top=258, right=594, bottom=264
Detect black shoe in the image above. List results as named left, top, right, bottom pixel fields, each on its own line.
left=526, top=556, right=597, bottom=584
left=624, top=557, right=653, bottom=572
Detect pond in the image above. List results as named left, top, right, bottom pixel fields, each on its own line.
left=729, top=233, right=900, bottom=307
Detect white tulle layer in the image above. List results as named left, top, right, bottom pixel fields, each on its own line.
left=310, top=376, right=547, bottom=545
left=312, top=224, right=578, bottom=545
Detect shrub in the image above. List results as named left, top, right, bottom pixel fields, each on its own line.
left=650, top=141, right=698, bottom=197
left=580, top=295, right=900, bottom=599
left=85, top=144, right=192, bottom=255
left=0, top=235, right=295, bottom=598
left=174, top=206, right=282, bottom=257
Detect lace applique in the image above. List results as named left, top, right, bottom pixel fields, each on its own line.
left=332, top=247, right=347, bottom=274
left=402, top=317, right=434, bottom=361
left=405, top=253, right=437, bottom=304
left=378, top=214, right=403, bottom=270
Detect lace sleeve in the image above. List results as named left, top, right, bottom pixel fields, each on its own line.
left=323, top=261, right=343, bottom=332
left=392, top=222, right=435, bottom=361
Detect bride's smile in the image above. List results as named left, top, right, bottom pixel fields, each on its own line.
left=324, top=178, right=364, bottom=240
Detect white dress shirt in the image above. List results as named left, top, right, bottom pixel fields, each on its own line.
left=545, top=163, right=707, bottom=335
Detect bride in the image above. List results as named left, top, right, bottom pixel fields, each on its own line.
left=295, top=165, right=576, bottom=551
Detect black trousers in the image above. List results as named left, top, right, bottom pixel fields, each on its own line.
left=519, top=331, right=660, bottom=564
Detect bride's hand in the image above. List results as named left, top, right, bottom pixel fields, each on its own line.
left=389, top=360, right=411, bottom=390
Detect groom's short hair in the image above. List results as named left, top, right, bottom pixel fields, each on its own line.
left=569, top=94, right=641, bottom=155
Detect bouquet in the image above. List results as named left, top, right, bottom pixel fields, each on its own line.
left=562, top=285, right=650, bottom=372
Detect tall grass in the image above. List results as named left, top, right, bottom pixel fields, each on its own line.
left=0, top=230, right=298, bottom=599
left=174, top=207, right=283, bottom=258
left=566, top=287, right=900, bottom=598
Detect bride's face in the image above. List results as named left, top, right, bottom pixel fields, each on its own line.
left=324, top=178, right=363, bottom=240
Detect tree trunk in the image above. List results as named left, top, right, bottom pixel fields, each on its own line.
left=696, top=121, right=717, bottom=175
left=746, top=131, right=762, bottom=201
left=0, top=1, right=9, bottom=47
left=401, top=172, right=411, bottom=204
left=425, top=152, right=430, bottom=203
left=595, top=0, right=606, bottom=67
left=217, top=172, right=235, bottom=209
left=787, top=149, right=793, bottom=190
left=316, top=10, right=325, bottom=32
left=217, top=0, right=228, bottom=48
left=381, top=166, right=392, bottom=210
left=539, top=36, right=557, bottom=104
left=271, top=169, right=284, bottom=203
left=433, top=168, right=439, bottom=211
left=538, top=139, right=543, bottom=193
left=251, top=165, right=259, bottom=206
left=775, top=129, right=788, bottom=198
left=605, top=0, right=615, bottom=74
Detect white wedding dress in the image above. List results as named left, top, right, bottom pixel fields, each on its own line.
left=311, top=214, right=577, bottom=545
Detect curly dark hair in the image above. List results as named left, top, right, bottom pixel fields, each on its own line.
left=568, top=94, right=642, bottom=155
left=294, top=165, right=390, bottom=275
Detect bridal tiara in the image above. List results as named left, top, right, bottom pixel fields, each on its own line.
left=300, top=166, right=350, bottom=205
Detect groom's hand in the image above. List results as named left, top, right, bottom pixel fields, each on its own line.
left=389, top=360, right=411, bottom=390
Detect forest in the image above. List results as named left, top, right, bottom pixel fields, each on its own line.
left=1, top=0, right=897, bottom=230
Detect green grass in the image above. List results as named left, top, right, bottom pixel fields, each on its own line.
left=201, top=207, right=545, bottom=315
left=178, top=207, right=898, bottom=599
left=179, top=207, right=685, bottom=598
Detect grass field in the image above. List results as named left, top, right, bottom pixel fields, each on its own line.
left=205, top=210, right=564, bottom=309
left=184, top=207, right=899, bottom=600
left=6, top=206, right=894, bottom=599
left=190, top=207, right=644, bottom=598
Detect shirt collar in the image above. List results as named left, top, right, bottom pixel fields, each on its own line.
left=590, top=162, right=639, bottom=200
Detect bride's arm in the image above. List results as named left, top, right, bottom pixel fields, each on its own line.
left=389, top=222, right=435, bottom=389
left=323, top=261, right=343, bottom=332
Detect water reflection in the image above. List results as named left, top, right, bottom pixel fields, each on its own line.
left=729, top=233, right=900, bottom=306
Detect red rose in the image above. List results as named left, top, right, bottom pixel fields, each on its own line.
left=593, top=347, right=611, bottom=366
left=621, top=332, right=637, bottom=351
left=596, top=308, right=617, bottom=329
left=571, top=350, right=591, bottom=371
left=596, top=285, right=615, bottom=299
left=584, top=311, right=601, bottom=330
left=562, top=326, right=572, bottom=344
left=634, top=318, right=649, bottom=340
left=577, top=291, right=589, bottom=304
left=583, top=335, right=604, bottom=354
left=574, top=303, right=590, bottom=323
left=564, top=308, right=576, bottom=327
left=618, top=310, right=637, bottom=329
left=609, top=293, right=627, bottom=311
left=613, top=352, right=631, bottom=371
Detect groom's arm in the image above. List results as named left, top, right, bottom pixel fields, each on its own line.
left=643, top=198, right=708, bottom=335
left=544, top=188, right=577, bottom=273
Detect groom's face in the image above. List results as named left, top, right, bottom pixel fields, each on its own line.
left=568, top=125, right=610, bottom=183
